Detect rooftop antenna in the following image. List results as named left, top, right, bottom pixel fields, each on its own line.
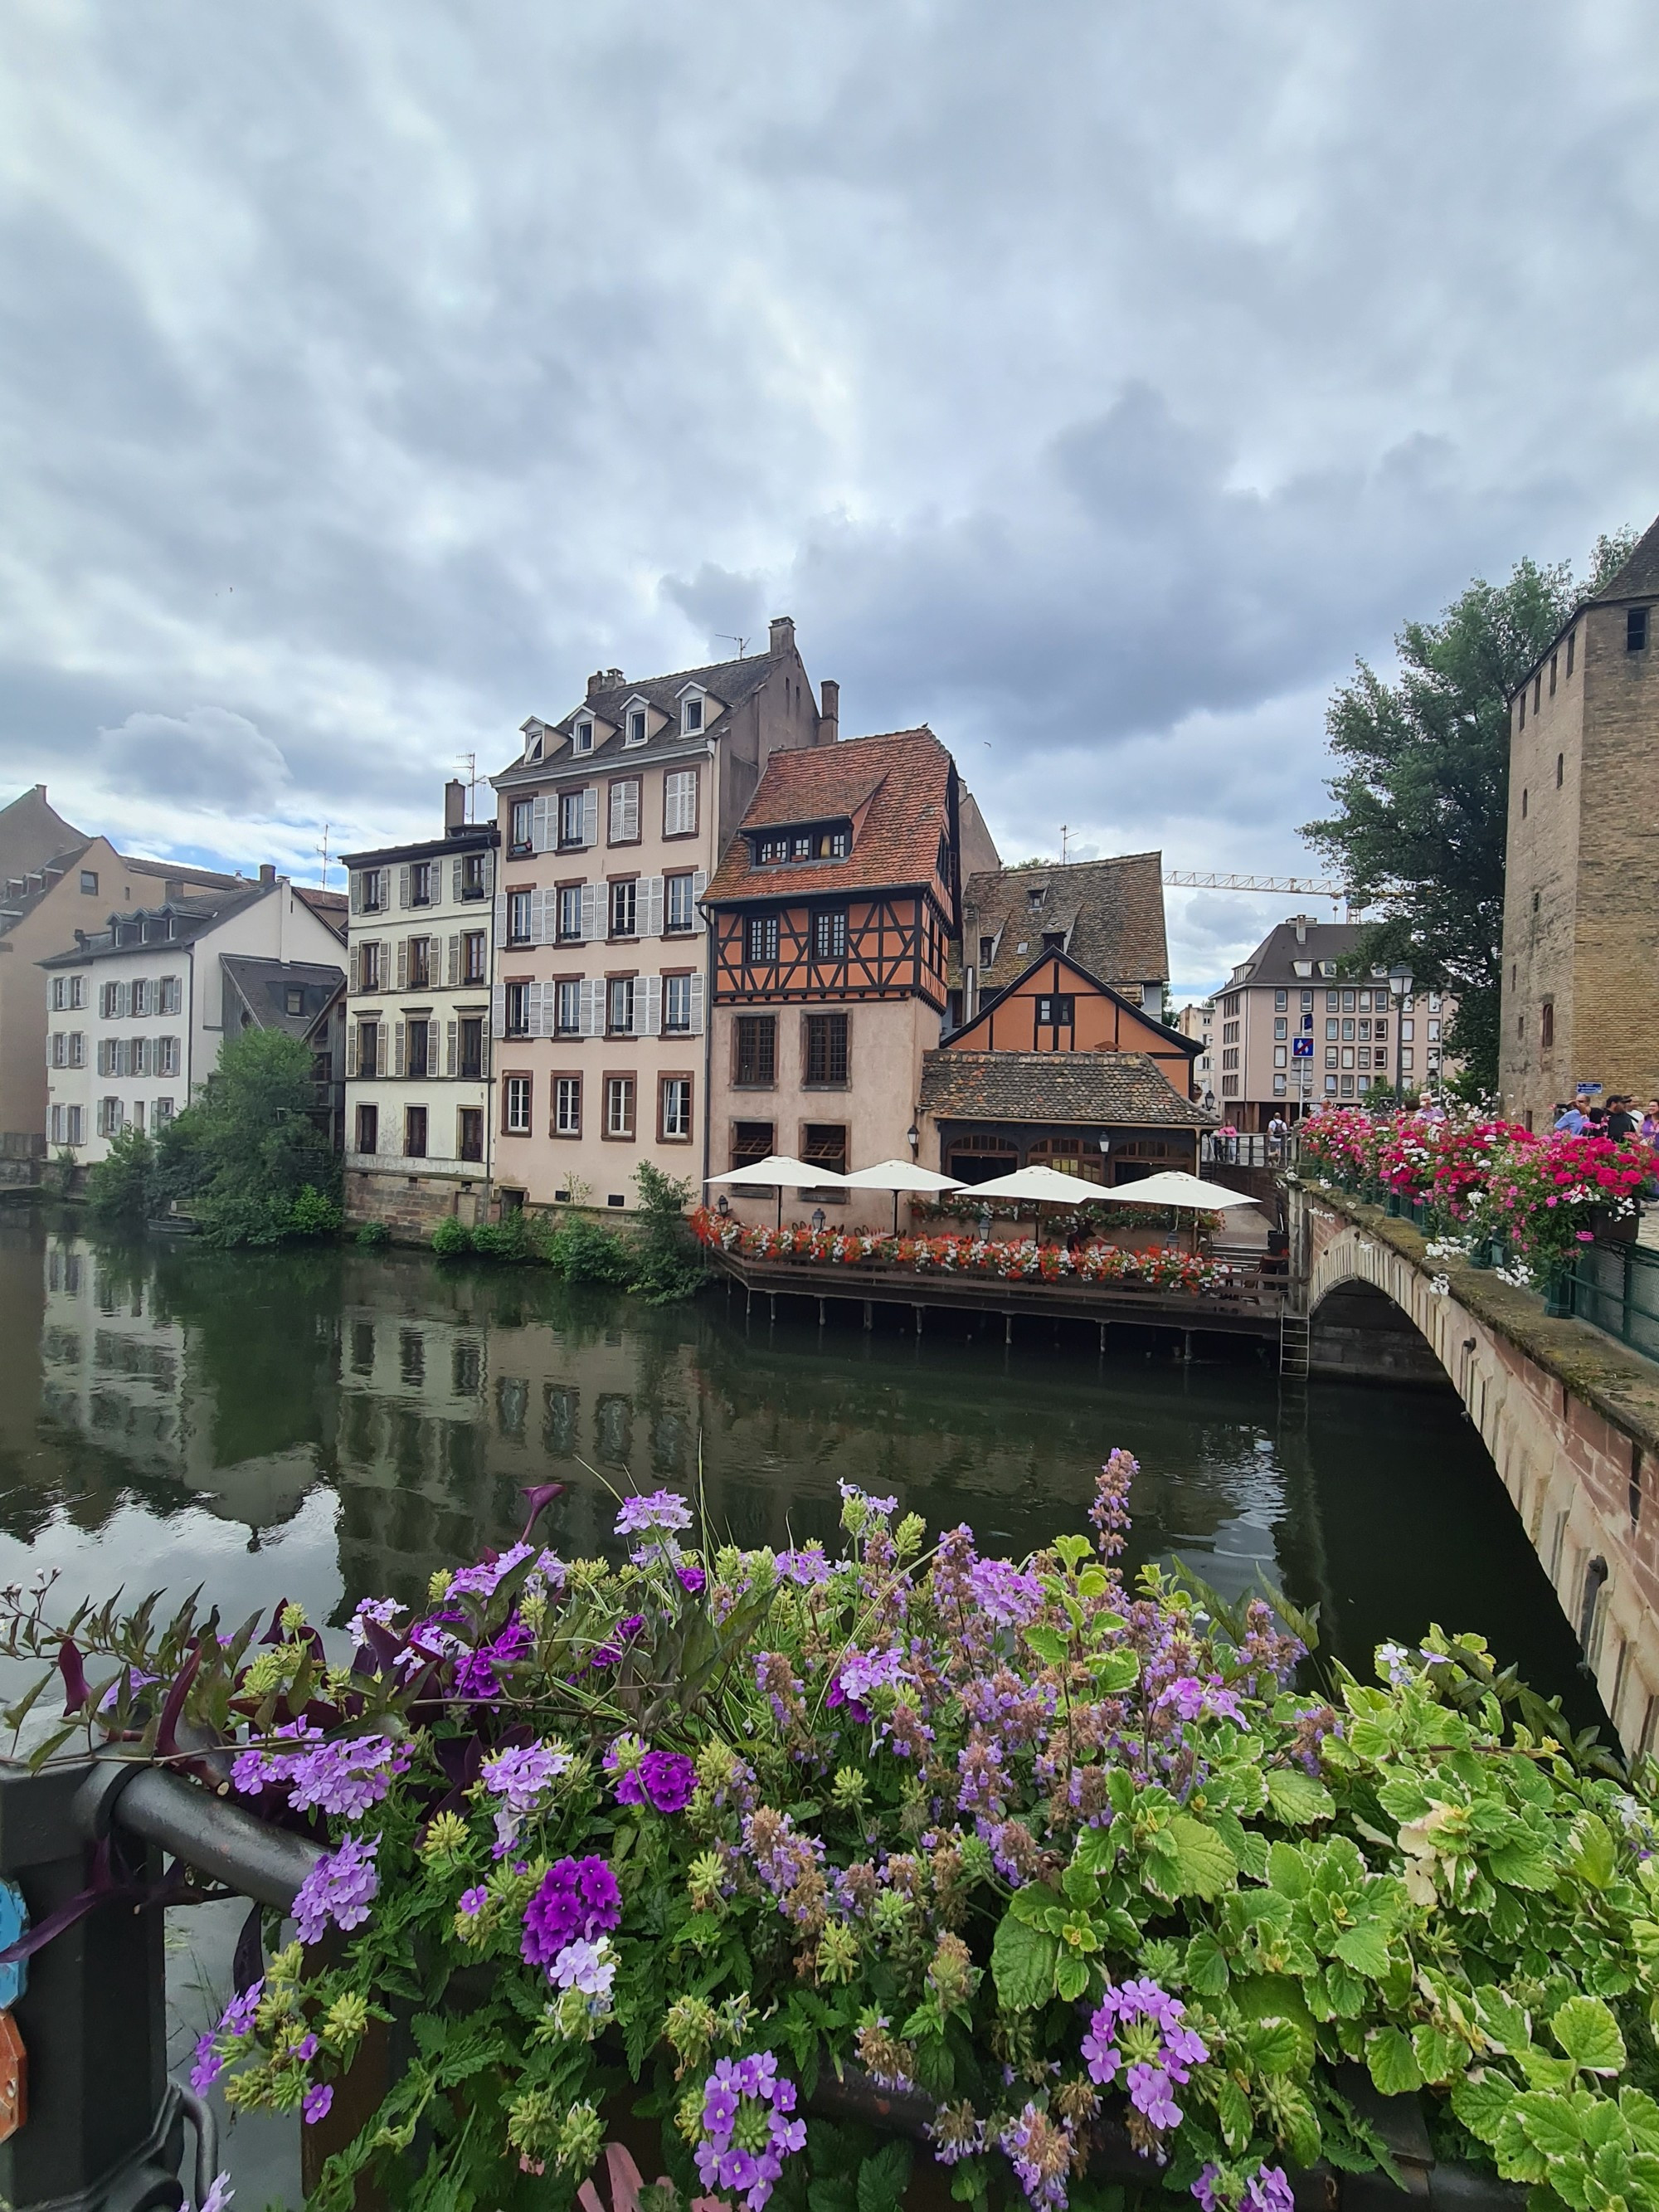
left=714, top=632, right=750, bottom=659
left=456, top=752, right=480, bottom=824
left=316, top=823, right=333, bottom=890
left=1060, top=824, right=1071, bottom=865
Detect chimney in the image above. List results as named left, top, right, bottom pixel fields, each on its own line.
left=1293, top=914, right=1307, bottom=944
left=818, top=677, right=839, bottom=745
left=586, top=670, right=606, bottom=699
left=769, top=615, right=795, bottom=658
left=259, top=863, right=275, bottom=887
left=602, top=666, right=624, bottom=689
left=445, top=777, right=466, bottom=833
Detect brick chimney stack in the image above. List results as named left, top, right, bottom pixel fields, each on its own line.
left=769, top=615, right=795, bottom=658
left=818, top=678, right=839, bottom=746
left=445, top=777, right=466, bottom=833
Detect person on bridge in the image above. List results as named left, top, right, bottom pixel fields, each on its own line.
left=1267, top=1113, right=1288, bottom=1157
left=1554, top=1100, right=1588, bottom=1133
left=1608, top=1097, right=1640, bottom=1142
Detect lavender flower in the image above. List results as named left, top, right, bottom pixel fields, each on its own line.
left=457, top=1884, right=488, bottom=1917
left=776, top=1545, right=832, bottom=1586
left=614, top=1488, right=693, bottom=1537
left=1193, top=2166, right=1294, bottom=2212
left=1081, top=1979, right=1208, bottom=2132
left=968, top=1558, right=1045, bottom=1629
left=1090, top=1449, right=1137, bottom=1561
left=449, top=1542, right=534, bottom=1601
left=197, top=2177, right=234, bottom=2212
left=1376, top=1640, right=1414, bottom=1688
left=676, top=1564, right=708, bottom=1595
left=190, top=2032, right=223, bottom=2094
left=999, top=2102, right=1075, bottom=2211
left=302, top=2082, right=333, bottom=2126
left=293, top=1834, right=381, bottom=1946
left=549, top=1936, right=617, bottom=2000
left=348, top=1596, right=405, bottom=1647
left=1156, top=1676, right=1246, bottom=1727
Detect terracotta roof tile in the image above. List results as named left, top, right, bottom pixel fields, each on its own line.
left=705, top=729, right=955, bottom=904
left=961, top=855, right=1169, bottom=993
left=919, top=1050, right=1214, bottom=1128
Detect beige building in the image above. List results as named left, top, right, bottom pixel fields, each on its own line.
left=487, top=620, right=832, bottom=1212
left=0, top=787, right=243, bottom=1157
left=1499, top=519, right=1659, bottom=1131
left=1214, top=916, right=1452, bottom=1128
left=342, top=785, right=499, bottom=1234
left=1175, top=999, right=1217, bottom=1109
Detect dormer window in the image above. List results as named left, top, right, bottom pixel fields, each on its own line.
left=683, top=695, right=703, bottom=734
left=626, top=709, right=647, bottom=746
left=1026, top=887, right=1044, bottom=911
left=574, top=721, right=594, bottom=753
left=750, top=821, right=851, bottom=865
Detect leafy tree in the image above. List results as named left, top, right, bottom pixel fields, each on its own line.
left=153, top=1027, right=339, bottom=1245
left=627, top=1161, right=703, bottom=1302
left=1302, top=529, right=1637, bottom=1091
left=85, top=1127, right=155, bottom=1227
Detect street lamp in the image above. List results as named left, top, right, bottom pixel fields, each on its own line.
left=1389, top=963, right=1414, bottom=1101
left=1097, top=1132, right=1111, bottom=1186
left=907, top=1123, right=920, bottom=1157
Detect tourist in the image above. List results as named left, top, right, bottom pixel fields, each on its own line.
left=1642, top=1100, right=1659, bottom=1144
left=1267, top=1112, right=1288, bottom=1157
left=1585, top=1103, right=1608, bottom=1133
left=1554, top=1100, right=1588, bottom=1133
left=1608, top=1097, right=1640, bottom=1142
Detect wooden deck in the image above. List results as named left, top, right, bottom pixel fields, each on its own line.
left=708, top=1250, right=1288, bottom=1343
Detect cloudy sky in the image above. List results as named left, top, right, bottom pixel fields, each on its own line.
left=3, top=2, right=1657, bottom=995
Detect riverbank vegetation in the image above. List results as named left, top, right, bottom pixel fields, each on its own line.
left=10, top=1454, right=1654, bottom=2212
left=1297, top=1107, right=1652, bottom=1285
left=430, top=1164, right=703, bottom=1303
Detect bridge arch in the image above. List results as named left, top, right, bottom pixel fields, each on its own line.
left=1292, top=1188, right=1659, bottom=1760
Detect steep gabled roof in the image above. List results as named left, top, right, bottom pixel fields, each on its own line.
left=37, top=884, right=270, bottom=968
left=497, top=647, right=789, bottom=789
left=704, top=728, right=956, bottom=904
left=0, top=842, right=90, bottom=941
left=1232, top=917, right=1378, bottom=990
left=950, top=944, right=1200, bottom=1057
left=1592, top=514, right=1659, bottom=604
left=961, top=853, right=1170, bottom=993
left=221, top=955, right=345, bottom=1039
left=0, top=786, right=85, bottom=889
left=919, top=1050, right=1214, bottom=1128
left=294, top=884, right=350, bottom=939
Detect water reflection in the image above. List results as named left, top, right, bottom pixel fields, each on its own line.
left=0, top=1216, right=1606, bottom=1731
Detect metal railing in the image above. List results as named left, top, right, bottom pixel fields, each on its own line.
left=1569, top=1237, right=1659, bottom=1362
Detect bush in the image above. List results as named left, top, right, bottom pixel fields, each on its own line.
left=628, top=1161, right=703, bottom=1303
left=471, top=1209, right=538, bottom=1264
left=43, top=1147, right=79, bottom=1199
left=85, top=1127, right=155, bottom=1227
left=286, top=1185, right=343, bottom=1239
left=544, top=1211, right=634, bottom=1284
left=354, top=1220, right=390, bottom=1248
left=431, top=1216, right=473, bottom=1257
left=156, top=1028, right=340, bottom=1245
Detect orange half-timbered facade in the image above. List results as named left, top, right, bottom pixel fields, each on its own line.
left=703, top=728, right=994, bottom=1216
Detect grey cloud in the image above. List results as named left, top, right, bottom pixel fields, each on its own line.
left=91, top=708, right=292, bottom=812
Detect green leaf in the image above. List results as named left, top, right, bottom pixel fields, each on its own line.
left=1024, top=1626, right=1071, bottom=1669
left=1265, top=1770, right=1335, bottom=1826
left=1567, top=1815, right=1618, bottom=1892
left=1486, top=1840, right=1557, bottom=1891
left=1151, top=1814, right=1236, bottom=1901
left=810, top=2184, right=856, bottom=2212
left=1267, top=1840, right=1310, bottom=1898
left=1332, top=1920, right=1392, bottom=1979
left=1514, top=2089, right=1584, bottom=2162
left=1367, top=2027, right=1423, bottom=2097
left=1055, top=1952, right=1091, bottom=2004
left=1552, top=1997, right=1627, bottom=2078
left=992, top=1911, right=1058, bottom=2011
left=1185, top=1930, right=1230, bottom=1997
left=1473, top=1986, right=1532, bottom=2056
left=1412, top=2024, right=1461, bottom=2086
left=1218, top=2075, right=1254, bottom=2153
left=858, top=2141, right=912, bottom=2212
left=1452, top=2069, right=1516, bottom=2146
left=1242, top=2018, right=1301, bottom=2077
left=1090, top=1648, right=1141, bottom=1694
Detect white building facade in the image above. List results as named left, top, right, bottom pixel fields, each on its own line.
left=41, top=873, right=346, bottom=1162
left=342, top=801, right=499, bottom=1235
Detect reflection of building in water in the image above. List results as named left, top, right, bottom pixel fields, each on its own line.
left=37, top=1239, right=319, bottom=1532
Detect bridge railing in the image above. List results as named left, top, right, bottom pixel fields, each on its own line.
left=1569, top=1237, right=1659, bottom=1363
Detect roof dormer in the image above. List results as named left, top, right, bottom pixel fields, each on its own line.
left=622, top=694, right=652, bottom=748
left=520, top=717, right=548, bottom=764
left=676, top=682, right=709, bottom=737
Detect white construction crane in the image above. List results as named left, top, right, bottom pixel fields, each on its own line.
left=1162, top=870, right=1360, bottom=913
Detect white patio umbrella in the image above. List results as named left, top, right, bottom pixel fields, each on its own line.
left=841, top=1159, right=965, bottom=1235
left=706, top=1154, right=848, bottom=1229
left=1103, top=1169, right=1261, bottom=1252
left=961, top=1162, right=1106, bottom=1238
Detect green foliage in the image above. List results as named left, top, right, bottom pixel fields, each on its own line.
left=629, top=1162, right=703, bottom=1303
left=544, top=1212, right=635, bottom=1284
left=431, top=1216, right=473, bottom=1257
left=85, top=1126, right=155, bottom=1225
left=150, top=1028, right=341, bottom=1245
left=43, top=1146, right=79, bottom=1198
left=470, top=1209, right=539, bottom=1263
left=354, top=1218, right=390, bottom=1247
left=1302, top=529, right=1637, bottom=1092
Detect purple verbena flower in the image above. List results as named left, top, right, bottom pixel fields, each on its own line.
left=293, top=1834, right=380, bottom=1946
left=614, top=1489, right=693, bottom=1537
left=521, top=1854, right=620, bottom=1969
left=302, top=2082, right=333, bottom=2126
left=968, top=1558, right=1045, bottom=1629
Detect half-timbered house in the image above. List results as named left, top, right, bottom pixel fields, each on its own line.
left=919, top=944, right=1212, bottom=1185
left=703, top=728, right=1000, bottom=1216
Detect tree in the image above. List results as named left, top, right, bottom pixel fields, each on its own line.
left=153, top=1027, right=339, bottom=1245
left=85, top=1127, right=155, bottom=1228
left=1302, top=529, right=1637, bottom=1092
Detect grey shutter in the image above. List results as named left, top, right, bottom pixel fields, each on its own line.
left=641, top=876, right=664, bottom=938
left=580, top=884, right=600, bottom=942
left=116, top=980, right=129, bottom=1017
left=398, top=865, right=411, bottom=910
left=446, top=1019, right=457, bottom=1076
left=397, top=938, right=409, bottom=990
left=581, top=788, right=598, bottom=847
left=688, top=973, right=706, bottom=1035
left=532, top=795, right=552, bottom=854
left=538, top=982, right=559, bottom=1039
left=446, top=934, right=460, bottom=987
left=482, top=850, right=494, bottom=895
left=346, top=1023, right=358, bottom=1079
left=349, top=943, right=361, bottom=992
left=480, top=1026, right=491, bottom=1079
left=493, top=892, right=507, bottom=948
left=490, top=983, right=506, bottom=1040
left=535, top=888, right=556, bottom=946
left=689, top=870, right=709, bottom=933
left=641, top=976, right=662, bottom=1038
left=350, top=872, right=363, bottom=914
left=393, top=1021, right=406, bottom=1078
left=451, top=857, right=463, bottom=902
left=578, top=979, right=601, bottom=1037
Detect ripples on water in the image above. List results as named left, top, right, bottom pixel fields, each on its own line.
left=0, top=1214, right=1603, bottom=1726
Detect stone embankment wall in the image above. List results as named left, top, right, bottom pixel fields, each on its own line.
left=1291, top=1179, right=1659, bottom=1761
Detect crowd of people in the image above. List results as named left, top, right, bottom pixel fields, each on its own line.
left=1552, top=1094, right=1659, bottom=1142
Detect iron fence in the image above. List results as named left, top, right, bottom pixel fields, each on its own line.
left=1569, top=1236, right=1659, bottom=1362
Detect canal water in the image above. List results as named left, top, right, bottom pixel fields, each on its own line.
left=0, top=1211, right=1608, bottom=2201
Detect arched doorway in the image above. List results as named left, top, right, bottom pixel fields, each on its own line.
left=944, top=1131, right=1018, bottom=1186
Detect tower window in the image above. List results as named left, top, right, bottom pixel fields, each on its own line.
left=1556, top=752, right=1564, bottom=787
left=1521, top=787, right=1528, bottom=818
left=1629, top=607, right=1650, bottom=652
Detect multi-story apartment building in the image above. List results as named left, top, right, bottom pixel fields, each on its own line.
left=1499, top=517, right=1659, bottom=1130
left=1211, top=915, right=1452, bottom=1128
left=703, top=728, right=997, bottom=1217
left=1175, top=999, right=1217, bottom=1109
left=0, top=784, right=245, bottom=1155
left=40, top=870, right=345, bottom=1162
left=487, top=618, right=833, bottom=1211
left=342, top=784, right=499, bottom=1234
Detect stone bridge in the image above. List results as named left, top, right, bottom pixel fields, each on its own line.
left=1289, top=1180, right=1659, bottom=1760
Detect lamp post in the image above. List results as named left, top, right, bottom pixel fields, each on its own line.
left=1097, top=1132, right=1111, bottom=1188
left=1389, top=963, right=1413, bottom=1102
left=907, top=1122, right=919, bottom=1157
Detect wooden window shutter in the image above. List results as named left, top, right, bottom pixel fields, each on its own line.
left=398, top=865, right=411, bottom=909
left=445, top=1019, right=458, bottom=1075
left=493, top=891, right=507, bottom=948
left=689, top=870, right=708, bottom=933
left=581, top=884, right=601, bottom=941
left=534, top=888, right=555, bottom=945
left=579, top=978, right=601, bottom=1036
left=451, top=857, right=464, bottom=901
left=490, top=984, right=506, bottom=1039
left=641, top=876, right=664, bottom=938
left=446, top=934, right=460, bottom=987
left=349, top=944, right=360, bottom=992
left=533, top=795, right=552, bottom=853
left=581, top=788, right=598, bottom=846
left=640, top=976, right=662, bottom=1037
left=397, top=938, right=409, bottom=990
left=688, top=973, right=705, bottom=1035
left=393, top=1020, right=406, bottom=1077
left=350, top=872, right=363, bottom=914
